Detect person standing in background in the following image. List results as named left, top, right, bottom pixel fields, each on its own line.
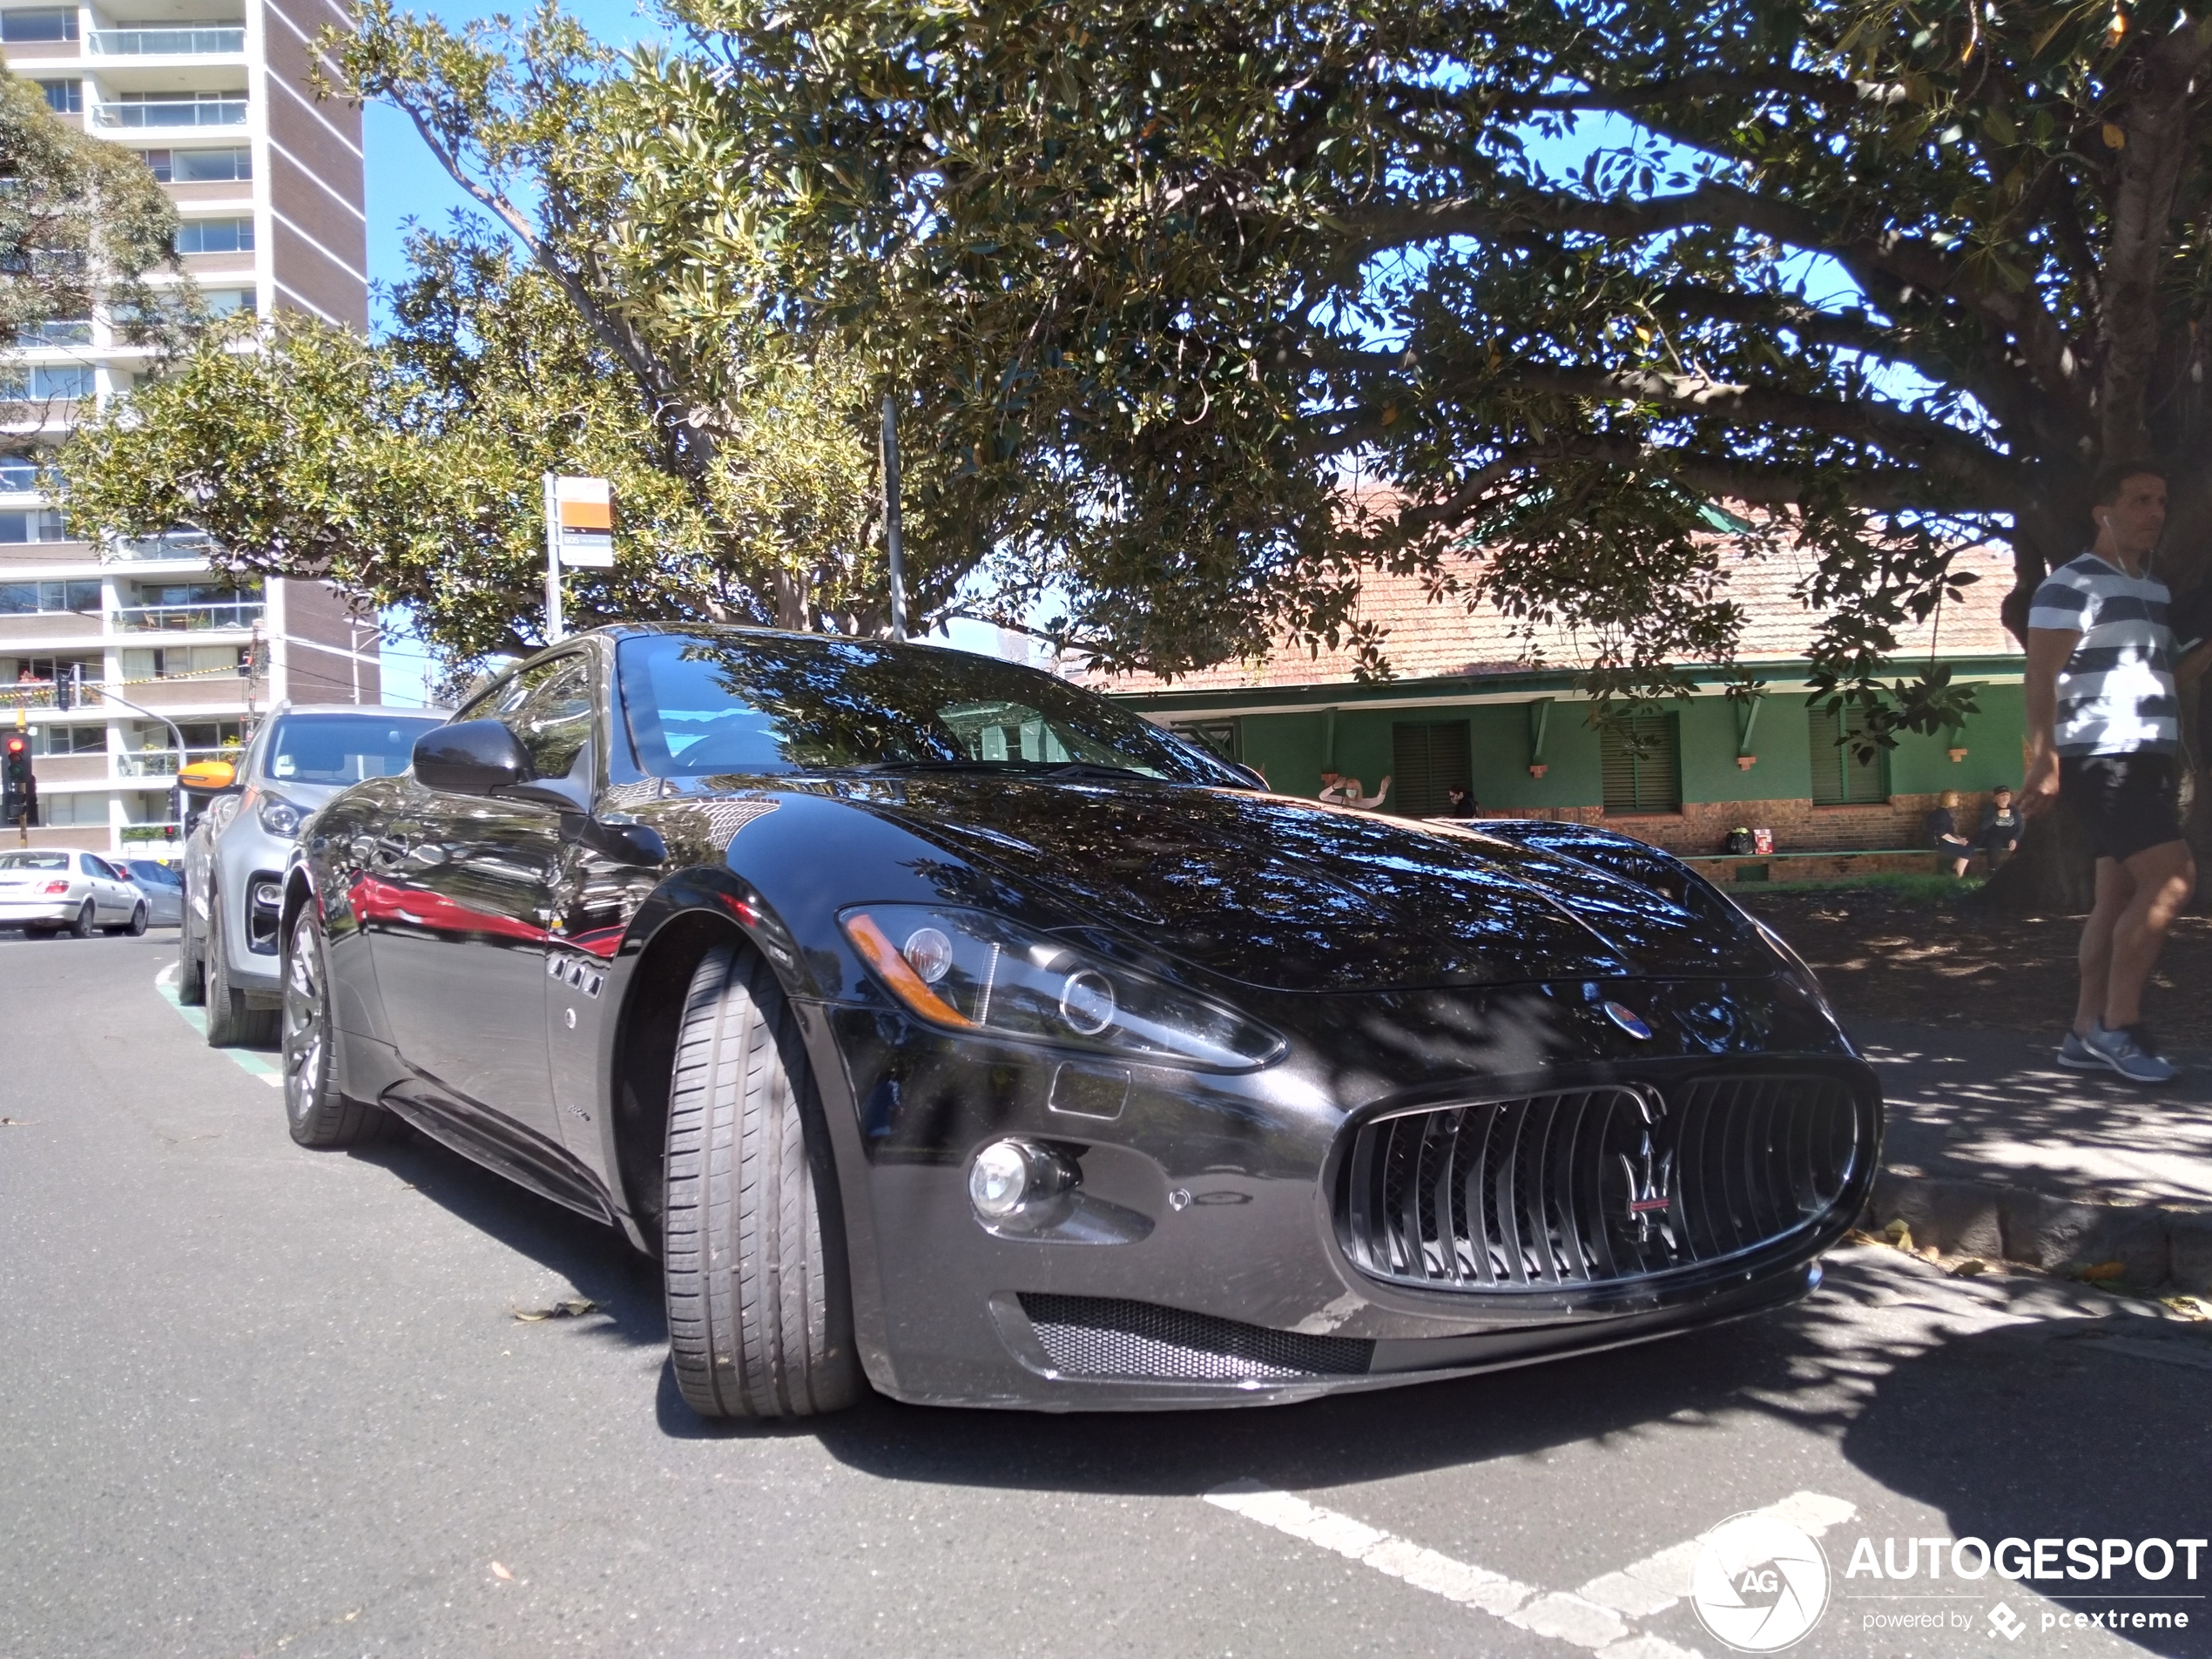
left=1925, top=790, right=1974, bottom=878
left=2022, top=463, right=2212, bottom=1083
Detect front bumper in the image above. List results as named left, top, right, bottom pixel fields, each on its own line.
left=811, top=973, right=1880, bottom=1409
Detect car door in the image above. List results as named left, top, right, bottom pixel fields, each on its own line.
left=373, top=654, right=597, bottom=1144
left=81, top=854, right=129, bottom=921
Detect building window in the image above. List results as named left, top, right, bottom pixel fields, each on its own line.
left=0, top=513, right=70, bottom=546
left=37, top=78, right=82, bottom=114
left=1600, top=711, right=1683, bottom=815
left=31, top=724, right=106, bottom=757
left=42, top=792, right=108, bottom=827
left=1391, top=719, right=1473, bottom=816
left=144, top=147, right=253, bottom=184
left=1807, top=703, right=1892, bottom=805
left=0, top=454, right=39, bottom=491
left=2, top=10, right=81, bottom=41
left=174, top=217, right=254, bottom=255
left=0, top=577, right=98, bottom=610
left=1173, top=719, right=1241, bottom=764
left=0, top=365, right=95, bottom=401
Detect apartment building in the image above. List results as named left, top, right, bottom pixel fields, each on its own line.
left=1, top=0, right=377, bottom=857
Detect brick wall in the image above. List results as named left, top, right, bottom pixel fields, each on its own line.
left=1485, top=790, right=2000, bottom=858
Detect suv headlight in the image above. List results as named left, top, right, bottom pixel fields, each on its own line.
left=840, top=904, right=1283, bottom=1070
left=257, top=795, right=305, bottom=839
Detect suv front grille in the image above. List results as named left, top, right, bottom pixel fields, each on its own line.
left=1339, top=1076, right=1866, bottom=1293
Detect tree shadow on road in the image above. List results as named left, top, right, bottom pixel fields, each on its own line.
left=346, top=1123, right=667, bottom=1350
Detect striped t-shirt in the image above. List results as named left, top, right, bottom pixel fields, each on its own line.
left=2027, top=553, right=2177, bottom=756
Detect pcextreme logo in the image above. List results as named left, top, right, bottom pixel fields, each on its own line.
left=1691, top=1513, right=1831, bottom=1652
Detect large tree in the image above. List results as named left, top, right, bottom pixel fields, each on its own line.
left=604, top=0, right=2212, bottom=896
left=0, top=68, right=185, bottom=392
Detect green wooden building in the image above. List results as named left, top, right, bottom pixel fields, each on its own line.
left=1100, top=540, right=2028, bottom=873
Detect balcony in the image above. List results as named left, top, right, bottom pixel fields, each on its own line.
left=105, top=530, right=215, bottom=563
left=111, top=599, right=262, bottom=631
left=88, top=26, right=246, bottom=53
left=115, top=745, right=233, bottom=779
left=94, top=98, right=246, bottom=128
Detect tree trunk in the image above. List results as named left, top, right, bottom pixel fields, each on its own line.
left=1978, top=805, right=2097, bottom=914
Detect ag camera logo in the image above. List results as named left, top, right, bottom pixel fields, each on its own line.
left=1691, top=1512, right=1832, bottom=1651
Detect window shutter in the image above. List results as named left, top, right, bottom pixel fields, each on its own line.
left=1600, top=712, right=1682, bottom=814
left=1390, top=720, right=1471, bottom=815
left=1808, top=704, right=1890, bottom=804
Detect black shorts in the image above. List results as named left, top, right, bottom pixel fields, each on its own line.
left=2058, top=752, right=2185, bottom=863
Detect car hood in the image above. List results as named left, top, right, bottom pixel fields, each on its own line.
left=846, top=779, right=1771, bottom=993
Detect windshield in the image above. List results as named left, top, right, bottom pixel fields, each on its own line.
left=617, top=633, right=1243, bottom=785
left=0, top=852, right=67, bottom=870
left=264, top=714, right=443, bottom=786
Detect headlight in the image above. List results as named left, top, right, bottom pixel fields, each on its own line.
left=840, top=904, right=1283, bottom=1070
left=258, top=795, right=304, bottom=839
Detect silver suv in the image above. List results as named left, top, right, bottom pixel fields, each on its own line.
left=181, top=703, right=445, bottom=1044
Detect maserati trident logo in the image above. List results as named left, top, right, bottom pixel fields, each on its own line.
left=1620, top=1129, right=1675, bottom=1241
left=1602, top=1000, right=1654, bottom=1039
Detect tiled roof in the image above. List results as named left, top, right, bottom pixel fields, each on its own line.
left=1095, top=534, right=2021, bottom=695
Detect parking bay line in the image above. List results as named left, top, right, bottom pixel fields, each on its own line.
left=1204, top=1480, right=1857, bottom=1656
left=152, top=963, right=284, bottom=1088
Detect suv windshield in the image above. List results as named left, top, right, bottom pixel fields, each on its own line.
left=617, top=633, right=1243, bottom=785
left=264, top=713, right=443, bottom=786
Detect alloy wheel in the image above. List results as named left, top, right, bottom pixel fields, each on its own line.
left=282, top=914, right=325, bottom=1123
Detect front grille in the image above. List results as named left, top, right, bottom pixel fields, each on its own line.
left=1018, top=1294, right=1373, bottom=1380
left=1340, top=1075, right=1865, bottom=1293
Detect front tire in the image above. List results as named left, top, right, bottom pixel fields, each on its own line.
left=663, top=943, right=860, bottom=1420
left=205, top=902, right=278, bottom=1048
left=282, top=909, right=386, bottom=1147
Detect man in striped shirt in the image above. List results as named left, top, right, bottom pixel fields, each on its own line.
left=2023, top=463, right=2211, bottom=1082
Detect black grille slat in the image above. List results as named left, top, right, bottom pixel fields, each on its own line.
left=1341, top=1075, right=1865, bottom=1296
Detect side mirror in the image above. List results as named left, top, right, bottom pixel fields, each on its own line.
left=414, top=720, right=530, bottom=797
left=178, top=759, right=236, bottom=794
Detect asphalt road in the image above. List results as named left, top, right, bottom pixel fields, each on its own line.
left=2, top=928, right=2209, bottom=1659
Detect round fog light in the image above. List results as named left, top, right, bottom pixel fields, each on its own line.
left=967, top=1138, right=1075, bottom=1222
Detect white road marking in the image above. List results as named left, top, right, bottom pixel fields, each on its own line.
left=152, top=964, right=285, bottom=1088
left=1204, top=1480, right=1700, bottom=1656
left=1576, top=1490, right=1858, bottom=1620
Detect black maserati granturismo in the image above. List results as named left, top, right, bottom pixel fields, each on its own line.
left=278, top=624, right=1880, bottom=1417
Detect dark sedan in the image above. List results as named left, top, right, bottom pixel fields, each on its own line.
left=279, top=625, right=1880, bottom=1418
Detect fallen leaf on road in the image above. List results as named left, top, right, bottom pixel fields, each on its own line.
left=1843, top=1229, right=1884, bottom=1246
left=1916, top=1245, right=1940, bottom=1262
left=2161, top=1295, right=2210, bottom=1321
left=1949, top=1258, right=1989, bottom=1277
left=0, top=1117, right=28, bottom=1126
left=1882, top=1220, right=1914, bottom=1252
left=2074, top=1261, right=2127, bottom=1282
left=490, top=1561, right=513, bottom=1581
left=511, top=1298, right=597, bottom=1322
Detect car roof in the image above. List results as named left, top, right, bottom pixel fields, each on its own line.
left=268, top=704, right=448, bottom=718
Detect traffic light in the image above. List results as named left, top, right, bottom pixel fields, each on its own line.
left=2, top=731, right=35, bottom=833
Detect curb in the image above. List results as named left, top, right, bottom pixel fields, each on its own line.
left=1867, top=1167, right=2212, bottom=1292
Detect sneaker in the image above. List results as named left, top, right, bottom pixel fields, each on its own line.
left=2056, top=1029, right=2103, bottom=1070
left=2081, top=1022, right=2177, bottom=1084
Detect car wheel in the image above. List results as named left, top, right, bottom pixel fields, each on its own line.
left=125, top=902, right=148, bottom=938
left=68, top=900, right=94, bottom=940
left=282, top=909, right=386, bottom=1147
left=663, top=942, right=861, bottom=1420
left=205, top=903, right=279, bottom=1048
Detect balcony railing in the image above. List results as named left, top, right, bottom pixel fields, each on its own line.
left=89, top=26, right=246, bottom=54
left=111, top=600, right=263, bottom=631
left=94, top=99, right=246, bottom=129
left=105, top=531, right=215, bottom=563
left=116, top=745, right=236, bottom=779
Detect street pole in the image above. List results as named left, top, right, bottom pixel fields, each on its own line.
left=99, top=683, right=189, bottom=852
left=542, top=472, right=563, bottom=644
left=880, top=395, right=907, bottom=644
